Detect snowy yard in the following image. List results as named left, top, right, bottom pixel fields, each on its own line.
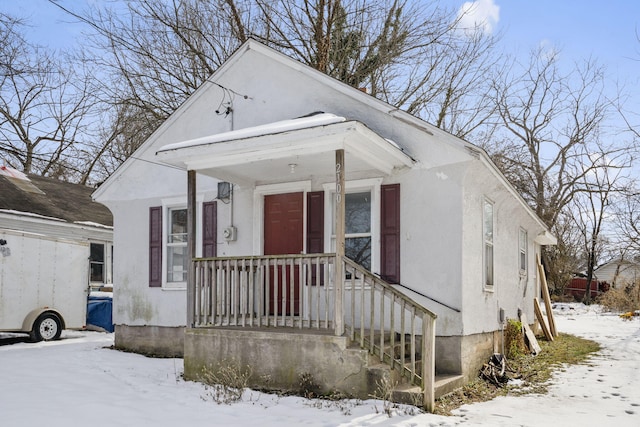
left=1, top=304, right=638, bottom=427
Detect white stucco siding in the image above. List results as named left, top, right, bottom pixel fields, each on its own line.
left=108, top=199, right=183, bottom=326
left=460, top=160, right=545, bottom=335
left=398, top=166, right=465, bottom=336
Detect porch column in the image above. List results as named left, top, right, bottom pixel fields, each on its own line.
left=187, top=170, right=196, bottom=328
left=334, top=149, right=345, bottom=336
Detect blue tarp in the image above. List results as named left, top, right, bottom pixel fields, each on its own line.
left=87, top=295, right=114, bottom=333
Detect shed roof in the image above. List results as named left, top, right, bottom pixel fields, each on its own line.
left=0, top=167, right=113, bottom=227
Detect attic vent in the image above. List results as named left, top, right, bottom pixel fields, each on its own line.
left=0, top=166, right=44, bottom=194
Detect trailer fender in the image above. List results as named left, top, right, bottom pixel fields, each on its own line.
left=21, top=308, right=66, bottom=334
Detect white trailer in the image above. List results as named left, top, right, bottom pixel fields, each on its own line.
left=0, top=228, right=89, bottom=341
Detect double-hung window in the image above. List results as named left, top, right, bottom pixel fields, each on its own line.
left=519, top=228, right=527, bottom=274
left=167, top=208, right=188, bottom=284
left=325, top=179, right=381, bottom=273
left=483, top=198, right=494, bottom=290
left=342, top=191, right=372, bottom=270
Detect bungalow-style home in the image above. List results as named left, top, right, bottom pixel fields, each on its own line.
left=93, top=40, right=555, bottom=409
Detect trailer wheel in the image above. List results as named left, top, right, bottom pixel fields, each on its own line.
left=31, top=313, right=62, bottom=342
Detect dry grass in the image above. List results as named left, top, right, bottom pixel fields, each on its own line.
left=433, top=333, right=600, bottom=415
left=597, top=283, right=640, bottom=313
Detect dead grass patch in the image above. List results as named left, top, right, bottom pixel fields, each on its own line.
left=433, top=333, right=600, bottom=415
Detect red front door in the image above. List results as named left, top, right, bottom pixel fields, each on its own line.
left=264, top=192, right=303, bottom=315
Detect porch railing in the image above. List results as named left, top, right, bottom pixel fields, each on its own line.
left=342, top=257, right=436, bottom=411
left=191, top=253, right=436, bottom=410
left=192, top=254, right=336, bottom=329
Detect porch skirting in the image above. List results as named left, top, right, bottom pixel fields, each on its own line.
left=114, top=324, right=185, bottom=357
left=184, top=327, right=375, bottom=399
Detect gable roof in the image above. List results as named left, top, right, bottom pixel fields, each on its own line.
left=93, top=39, right=553, bottom=239
left=0, top=167, right=113, bottom=227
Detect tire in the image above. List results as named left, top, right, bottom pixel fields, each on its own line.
left=31, top=313, right=63, bottom=342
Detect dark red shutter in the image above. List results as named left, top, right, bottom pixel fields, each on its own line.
left=149, top=206, right=162, bottom=287
left=306, top=191, right=324, bottom=254
left=307, top=191, right=324, bottom=286
left=380, top=184, right=400, bottom=283
left=203, top=201, right=217, bottom=258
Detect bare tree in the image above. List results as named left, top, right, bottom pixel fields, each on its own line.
left=484, top=47, right=632, bottom=290
left=0, top=13, right=99, bottom=182
left=569, top=158, right=630, bottom=303
left=54, top=0, right=502, bottom=155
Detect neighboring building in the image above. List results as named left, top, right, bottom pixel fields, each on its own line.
left=93, top=40, right=556, bottom=408
left=0, top=166, right=114, bottom=290
left=595, top=258, right=640, bottom=288
left=0, top=166, right=114, bottom=338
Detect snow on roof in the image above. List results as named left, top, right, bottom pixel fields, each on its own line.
left=0, top=209, right=66, bottom=223
left=74, top=221, right=114, bottom=230
left=0, top=165, right=28, bottom=180
left=158, top=112, right=346, bottom=153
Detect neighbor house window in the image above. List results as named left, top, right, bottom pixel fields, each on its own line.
left=167, top=208, right=188, bottom=284
left=483, top=199, right=494, bottom=289
left=89, top=242, right=113, bottom=286
left=90, top=242, right=105, bottom=283
left=519, top=228, right=527, bottom=274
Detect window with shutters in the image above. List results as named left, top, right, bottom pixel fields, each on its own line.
left=323, top=178, right=385, bottom=275
left=149, top=200, right=217, bottom=288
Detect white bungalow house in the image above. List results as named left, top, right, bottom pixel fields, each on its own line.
left=93, top=40, right=555, bottom=409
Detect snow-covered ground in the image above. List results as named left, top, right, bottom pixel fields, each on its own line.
left=1, top=304, right=638, bottom=426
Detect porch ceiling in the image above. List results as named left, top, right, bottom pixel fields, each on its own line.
left=155, top=115, right=414, bottom=186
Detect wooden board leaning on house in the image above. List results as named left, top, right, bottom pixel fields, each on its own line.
left=537, top=257, right=558, bottom=337
left=519, top=312, right=542, bottom=355
left=534, top=297, right=554, bottom=342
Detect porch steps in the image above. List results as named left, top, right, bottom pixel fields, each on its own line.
left=358, top=330, right=465, bottom=405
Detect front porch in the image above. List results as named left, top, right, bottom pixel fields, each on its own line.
left=184, top=253, right=441, bottom=410
left=155, top=114, right=449, bottom=410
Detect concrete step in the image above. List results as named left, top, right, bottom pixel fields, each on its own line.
left=434, top=374, right=465, bottom=398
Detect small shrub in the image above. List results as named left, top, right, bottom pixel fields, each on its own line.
left=598, top=282, right=640, bottom=313
left=298, top=372, right=320, bottom=399
left=200, top=359, right=252, bottom=404
left=504, top=319, right=527, bottom=359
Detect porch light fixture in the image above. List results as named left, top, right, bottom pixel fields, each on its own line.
left=289, top=163, right=297, bottom=174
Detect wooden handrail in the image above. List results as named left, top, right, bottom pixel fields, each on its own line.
left=341, top=256, right=436, bottom=411
left=190, top=253, right=436, bottom=411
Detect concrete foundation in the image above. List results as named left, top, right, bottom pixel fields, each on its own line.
left=184, top=327, right=374, bottom=399
left=436, top=330, right=503, bottom=383
left=114, top=324, right=184, bottom=357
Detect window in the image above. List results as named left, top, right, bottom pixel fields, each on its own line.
left=90, top=243, right=105, bottom=283
left=342, top=191, right=372, bottom=270
left=167, top=208, right=188, bottom=284
left=150, top=201, right=216, bottom=288
left=519, top=228, right=527, bottom=274
left=326, top=179, right=382, bottom=273
left=483, top=199, right=494, bottom=289
left=89, top=242, right=113, bottom=286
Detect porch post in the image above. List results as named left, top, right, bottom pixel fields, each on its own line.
left=187, top=170, right=196, bottom=328
left=334, top=149, right=345, bottom=336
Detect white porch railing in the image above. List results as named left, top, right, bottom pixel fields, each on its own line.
left=191, top=253, right=436, bottom=411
